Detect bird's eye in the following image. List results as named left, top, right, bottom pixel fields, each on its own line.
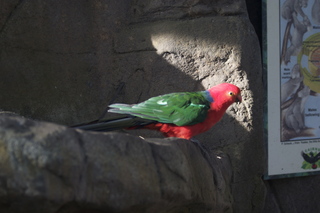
left=228, top=91, right=234, bottom=96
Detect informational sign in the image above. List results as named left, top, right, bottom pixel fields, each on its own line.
left=264, top=0, right=320, bottom=179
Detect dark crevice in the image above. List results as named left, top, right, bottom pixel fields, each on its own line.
left=149, top=143, right=165, bottom=198
left=73, top=129, right=88, bottom=201
left=0, top=0, right=25, bottom=35
left=268, top=181, right=285, bottom=213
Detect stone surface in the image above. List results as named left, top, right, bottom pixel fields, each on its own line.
left=0, top=114, right=232, bottom=213
left=263, top=176, right=320, bottom=213
left=0, top=0, right=265, bottom=212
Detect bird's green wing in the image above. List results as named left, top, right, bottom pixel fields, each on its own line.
left=108, top=91, right=213, bottom=126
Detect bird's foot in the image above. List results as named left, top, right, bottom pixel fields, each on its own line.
left=190, top=138, right=201, bottom=145
left=190, top=138, right=209, bottom=156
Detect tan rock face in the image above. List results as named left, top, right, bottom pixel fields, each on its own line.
left=0, top=0, right=264, bottom=212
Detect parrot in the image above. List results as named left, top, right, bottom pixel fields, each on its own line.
left=73, top=83, right=242, bottom=139
left=301, top=151, right=320, bottom=164
left=301, top=151, right=320, bottom=169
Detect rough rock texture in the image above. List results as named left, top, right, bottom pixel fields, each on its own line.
left=0, top=0, right=265, bottom=212
left=0, top=114, right=232, bottom=213
left=262, top=176, right=320, bottom=213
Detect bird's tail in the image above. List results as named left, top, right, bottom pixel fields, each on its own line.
left=71, top=116, right=156, bottom=132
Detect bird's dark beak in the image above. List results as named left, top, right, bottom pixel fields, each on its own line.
left=235, top=95, right=242, bottom=103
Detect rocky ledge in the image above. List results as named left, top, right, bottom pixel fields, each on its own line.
left=0, top=114, right=233, bottom=213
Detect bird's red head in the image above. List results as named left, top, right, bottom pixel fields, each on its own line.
left=207, top=83, right=242, bottom=109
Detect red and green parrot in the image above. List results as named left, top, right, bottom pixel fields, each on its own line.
left=74, top=83, right=241, bottom=139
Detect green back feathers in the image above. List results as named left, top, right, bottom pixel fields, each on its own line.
left=108, top=91, right=213, bottom=126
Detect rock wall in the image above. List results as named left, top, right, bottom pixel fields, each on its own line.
left=0, top=0, right=264, bottom=212
left=262, top=175, right=320, bottom=213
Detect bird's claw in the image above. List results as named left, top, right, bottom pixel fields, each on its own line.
left=190, top=138, right=201, bottom=145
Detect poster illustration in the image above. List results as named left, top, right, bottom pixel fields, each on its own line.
left=264, top=0, right=320, bottom=178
